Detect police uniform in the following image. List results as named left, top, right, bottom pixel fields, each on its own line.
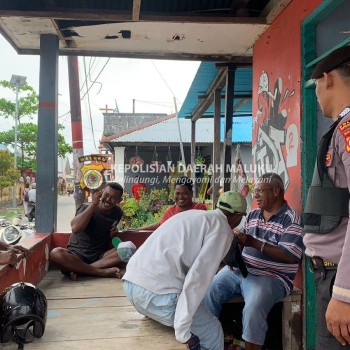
left=304, top=46, right=350, bottom=349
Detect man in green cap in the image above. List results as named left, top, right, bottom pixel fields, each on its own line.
left=123, top=191, right=247, bottom=350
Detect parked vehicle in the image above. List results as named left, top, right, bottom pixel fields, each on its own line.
left=27, top=202, right=35, bottom=222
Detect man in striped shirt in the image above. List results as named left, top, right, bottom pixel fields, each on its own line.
left=205, top=172, right=304, bottom=350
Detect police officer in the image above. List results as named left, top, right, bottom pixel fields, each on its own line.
left=304, top=46, right=350, bottom=349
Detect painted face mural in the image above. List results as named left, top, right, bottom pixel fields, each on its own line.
left=253, top=71, right=298, bottom=190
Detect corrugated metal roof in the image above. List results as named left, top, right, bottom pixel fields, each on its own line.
left=106, top=115, right=252, bottom=144
left=178, top=61, right=252, bottom=142
left=109, top=117, right=213, bottom=144
left=179, top=61, right=252, bottom=118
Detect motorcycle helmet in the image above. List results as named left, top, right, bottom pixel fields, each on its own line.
left=0, top=282, right=47, bottom=344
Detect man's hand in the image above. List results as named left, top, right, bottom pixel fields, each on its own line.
left=326, top=298, right=350, bottom=346
left=0, top=251, right=18, bottom=266
left=186, top=333, right=200, bottom=350
left=233, top=230, right=251, bottom=246
left=110, top=228, right=119, bottom=238
left=8, top=244, right=29, bottom=258
left=91, top=190, right=103, bottom=206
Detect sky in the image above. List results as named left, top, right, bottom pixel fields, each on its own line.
left=0, top=33, right=200, bottom=160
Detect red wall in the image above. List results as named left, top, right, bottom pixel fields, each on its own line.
left=252, top=0, right=322, bottom=213
left=0, top=234, right=50, bottom=292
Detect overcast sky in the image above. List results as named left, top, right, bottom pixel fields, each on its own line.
left=0, top=34, right=200, bottom=157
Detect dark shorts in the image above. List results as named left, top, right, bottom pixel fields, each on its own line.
left=67, top=248, right=105, bottom=265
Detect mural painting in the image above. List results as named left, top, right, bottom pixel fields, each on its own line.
left=252, top=71, right=298, bottom=190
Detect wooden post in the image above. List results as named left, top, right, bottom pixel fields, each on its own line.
left=191, top=120, right=196, bottom=198
left=68, top=56, right=86, bottom=209
left=213, top=87, right=222, bottom=208
left=223, top=66, right=236, bottom=192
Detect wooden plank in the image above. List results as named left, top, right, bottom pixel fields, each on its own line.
left=6, top=270, right=185, bottom=350
left=132, top=0, right=141, bottom=21
left=42, top=306, right=176, bottom=341
left=3, top=336, right=186, bottom=349
left=48, top=296, right=130, bottom=309
left=39, top=271, right=126, bottom=299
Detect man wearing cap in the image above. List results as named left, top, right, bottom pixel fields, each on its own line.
left=205, top=173, right=304, bottom=350
left=123, top=191, right=247, bottom=350
left=303, top=45, right=350, bottom=349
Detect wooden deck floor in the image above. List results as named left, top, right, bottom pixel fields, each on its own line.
left=2, top=270, right=186, bottom=350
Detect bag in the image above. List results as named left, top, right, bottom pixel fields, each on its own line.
left=222, top=237, right=248, bottom=278
left=24, top=191, right=29, bottom=202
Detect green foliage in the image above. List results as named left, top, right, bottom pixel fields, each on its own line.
left=0, top=150, right=20, bottom=198
left=119, top=188, right=170, bottom=229
left=0, top=122, right=73, bottom=171
left=0, top=80, right=38, bottom=121
left=0, top=81, right=72, bottom=171
left=0, top=176, right=13, bottom=190
left=0, top=150, right=13, bottom=176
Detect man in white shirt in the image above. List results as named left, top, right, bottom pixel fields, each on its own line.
left=122, top=191, right=247, bottom=350
left=28, top=183, right=36, bottom=204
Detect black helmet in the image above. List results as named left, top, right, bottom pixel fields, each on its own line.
left=0, top=282, right=47, bottom=344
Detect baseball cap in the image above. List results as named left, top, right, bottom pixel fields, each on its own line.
left=117, top=241, right=136, bottom=262
left=216, top=191, right=247, bottom=215
left=311, top=46, right=350, bottom=79
left=31, top=183, right=36, bottom=189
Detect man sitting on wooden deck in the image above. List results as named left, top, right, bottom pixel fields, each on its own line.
left=123, top=191, right=247, bottom=350
left=205, top=173, right=305, bottom=350
left=139, top=176, right=207, bottom=231
left=50, top=182, right=127, bottom=280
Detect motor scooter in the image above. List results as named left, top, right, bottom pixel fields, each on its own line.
left=27, top=201, right=35, bottom=222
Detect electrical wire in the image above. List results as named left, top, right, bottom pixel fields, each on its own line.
left=83, top=57, right=98, bottom=152
left=151, top=61, right=179, bottom=101
left=58, top=57, right=110, bottom=119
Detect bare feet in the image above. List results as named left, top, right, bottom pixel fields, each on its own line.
left=69, top=272, right=79, bottom=281
left=103, top=267, right=122, bottom=279
left=68, top=267, right=122, bottom=280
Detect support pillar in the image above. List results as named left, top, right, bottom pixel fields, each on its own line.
left=223, top=66, right=236, bottom=191
left=114, top=147, right=125, bottom=188
left=191, top=120, right=196, bottom=198
left=213, top=88, right=222, bottom=207
left=36, top=34, right=59, bottom=233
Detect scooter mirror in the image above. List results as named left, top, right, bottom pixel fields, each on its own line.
left=1, top=225, right=22, bottom=245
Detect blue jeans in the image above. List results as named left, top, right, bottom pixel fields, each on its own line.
left=123, top=280, right=224, bottom=350
left=204, top=267, right=286, bottom=345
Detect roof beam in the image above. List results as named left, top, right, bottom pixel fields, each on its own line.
left=191, top=61, right=252, bottom=121
left=132, top=0, right=141, bottom=21
left=233, top=97, right=250, bottom=112
left=8, top=45, right=253, bottom=61
left=191, top=69, right=227, bottom=122
left=198, top=94, right=251, bottom=100
left=0, top=10, right=267, bottom=24
left=260, top=0, right=291, bottom=24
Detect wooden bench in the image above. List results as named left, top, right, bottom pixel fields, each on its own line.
left=226, top=287, right=302, bottom=350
